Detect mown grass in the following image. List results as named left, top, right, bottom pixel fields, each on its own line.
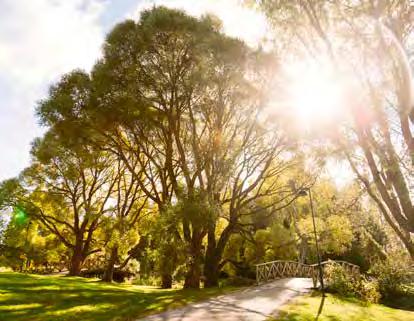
left=0, top=272, right=237, bottom=321
left=270, top=292, right=414, bottom=321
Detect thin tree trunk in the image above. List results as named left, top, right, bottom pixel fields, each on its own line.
left=102, top=246, right=118, bottom=282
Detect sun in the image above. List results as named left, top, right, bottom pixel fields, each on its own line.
left=281, top=59, right=347, bottom=131
left=291, top=69, right=342, bottom=121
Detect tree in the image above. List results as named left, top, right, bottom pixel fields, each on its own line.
left=35, top=7, right=298, bottom=287
left=26, top=7, right=312, bottom=287
left=94, top=7, right=300, bottom=288
left=259, top=0, right=414, bottom=259
left=1, top=131, right=119, bottom=275
left=101, top=160, right=148, bottom=282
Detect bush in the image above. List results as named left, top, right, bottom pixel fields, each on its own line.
left=220, top=276, right=256, bottom=287
left=370, top=259, right=413, bottom=299
left=80, top=268, right=135, bottom=282
left=325, top=262, right=381, bottom=304
left=325, top=262, right=354, bottom=296
left=354, top=277, right=381, bottom=304
left=133, top=275, right=160, bottom=286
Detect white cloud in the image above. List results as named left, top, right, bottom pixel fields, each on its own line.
left=0, top=0, right=107, bottom=181
left=0, top=0, right=267, bottom=181
left=0, top=0, right=105, bottom=89
left=129, top=0, right=268, bottom=46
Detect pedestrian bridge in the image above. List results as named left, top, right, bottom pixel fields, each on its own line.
left=255, top=260, right=360, bottom=287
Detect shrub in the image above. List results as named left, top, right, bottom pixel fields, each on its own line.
left=325, top=262, right=354, bottom=296
left=133, top=275, right=160, bottom=286
left=354, top=277, right=381, bottom=304
left=370, top=259, right=413, bottom=299
left=80, top=268, right=135, bottom=282
left=325, top=261, right=381, bottom=304
left=220, top=276, right=256, bottom=287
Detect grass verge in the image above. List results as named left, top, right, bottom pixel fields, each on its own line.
left=269, top=292, right=414, bottom=321
left=0, top=272, right=238, bottom=321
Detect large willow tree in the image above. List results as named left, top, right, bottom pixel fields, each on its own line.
left=37, top=7, right=300, bottom=287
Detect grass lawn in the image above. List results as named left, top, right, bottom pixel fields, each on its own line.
left=272, top=292, right=414, bottom=321
left=0, top=272, right=237, bottom=321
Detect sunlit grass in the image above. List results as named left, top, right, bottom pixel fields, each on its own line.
left=271, top=292, right=414, bottom=321
left=0, top=272, right=237, bottom=321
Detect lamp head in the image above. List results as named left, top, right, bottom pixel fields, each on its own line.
left=297, top=189, right=308, bottom=197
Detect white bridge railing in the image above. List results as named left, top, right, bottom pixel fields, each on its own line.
left=255, top=260, right=360, bottom=287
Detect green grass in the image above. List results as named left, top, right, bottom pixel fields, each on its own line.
left=0, top=272, right=237, bottom=321
left=382, top=284, right=414, bottom=312
left=271, top=292, right=414, bottom=321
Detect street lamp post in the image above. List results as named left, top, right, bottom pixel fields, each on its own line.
left=298, top=188, right=325, bottom=294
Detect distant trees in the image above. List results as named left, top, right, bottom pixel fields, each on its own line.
left=0, top=212, right=65, bottom=272
left=1, top=137, right=116, bottom=275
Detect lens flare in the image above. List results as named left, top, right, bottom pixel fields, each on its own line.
left=13, top=206, right=28, bottom=225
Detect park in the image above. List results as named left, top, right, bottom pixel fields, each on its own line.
left=0, top=1, right=413, bottom=320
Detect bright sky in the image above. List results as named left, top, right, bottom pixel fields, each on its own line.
left=0, top=0, right=267, bottom=182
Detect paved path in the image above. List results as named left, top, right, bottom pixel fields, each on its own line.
left=141, top=278, right=313, bottom=321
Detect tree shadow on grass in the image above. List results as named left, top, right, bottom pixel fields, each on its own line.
left=0, top=273, right=225, bottom=321
left=314, top=293, right=326, bottom=321
left=381, top=292, right=414, bottom=312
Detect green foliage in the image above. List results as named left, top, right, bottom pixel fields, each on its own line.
left=325, top=262, right=381, bottom=304
left=150, top=208, right=186, bottom=284
left=370, top=258, right=414, bottom=299
left=175, top=191, right=218, bottom=231
left=296, top=182, right=355, bottom=257
left=355, top=277, right=381, bottom=304
left=0, top=216, right=66, bottom=272
left=223, top=217, right=298, bottom=277
left=325, top=262, right=354, bottom=296
left=220, top=276, right=256, bottom=287
left=133, top=275, right=160, bottom=287
left=267, top=222, right=298, bottom=260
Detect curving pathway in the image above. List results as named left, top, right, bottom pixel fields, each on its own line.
left=140, top=278, right=312, bottom=321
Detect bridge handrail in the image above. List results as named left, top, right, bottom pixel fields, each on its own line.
left=256, top=259, right=359, bottom=269
left=255, top=259, right=360, bottom=285
left=311, top=260, right=360, bottom=269
left=255, top=260, right=309, bottom=267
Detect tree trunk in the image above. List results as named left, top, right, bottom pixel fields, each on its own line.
left=346, top=150, right=414, bottom=260
left=204, top=225, right=233, bottom=288
left=161, top=273, right=172, bottom=289
left=204, top=257, right=220, bottom=287
left=184, top=262, right=201, bottom=289
left=69, top=247, right=84, bottom=276
left=184, top=245, right=203, bottom=289
left=298, top=237, right=308, bottom=264
left=102, top=246, right=118, bottom=282
left=405, top=240, right=414, bottom=260
left=183, top=237, right=203, bottom=289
